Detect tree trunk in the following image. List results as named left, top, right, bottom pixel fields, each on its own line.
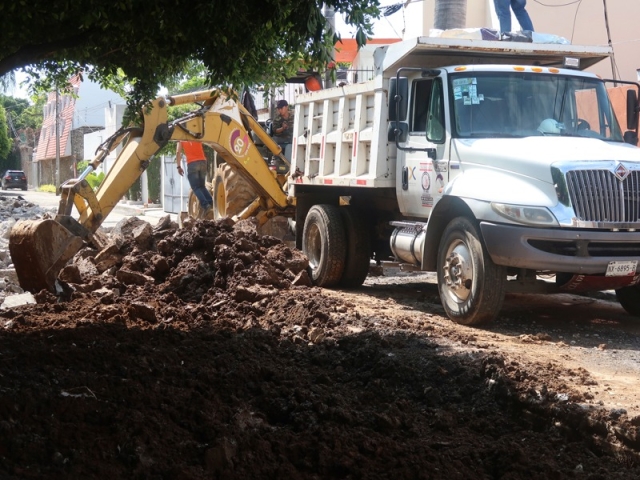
left=434, top=0, right=468, bottom=30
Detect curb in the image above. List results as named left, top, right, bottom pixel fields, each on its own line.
left=113, top=203, right=167, bottom=217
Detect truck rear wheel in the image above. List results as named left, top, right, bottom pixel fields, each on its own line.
left=302, top=204, right=347, bottom=287
left=437, top=217, right=506, bottom=325
left=213, top=163, right=256, bottom=219
left=339, top=206, right=371, bottom=288
left=615, top=285, right=640, bottom=317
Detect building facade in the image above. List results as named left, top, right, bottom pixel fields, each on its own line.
left=32, top=75, right=125, bottom=186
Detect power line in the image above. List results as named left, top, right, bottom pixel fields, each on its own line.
left=531, top=0, right=582, bottom=6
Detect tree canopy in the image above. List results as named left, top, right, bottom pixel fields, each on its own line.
left=0, top=94, right=43, bottom=131
left=0, top=0, right=379, bottom=111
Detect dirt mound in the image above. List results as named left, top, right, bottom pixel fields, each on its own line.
left=0, top=217, right=639, bottom=478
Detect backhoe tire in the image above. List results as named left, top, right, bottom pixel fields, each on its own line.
left=302, top=204, right=347, bottom=288
left=188, top=190, right=201, bottom=219
left=615, top=284, right=640, bottom=318
left=437, top=216, right=506, bottom=326
left=187, top=182, right=214, bottom=219
left=213, top=163, right=256, bottom=219
left=339, top=206, right=371, bottom=288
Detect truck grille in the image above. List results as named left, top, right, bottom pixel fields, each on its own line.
left=566, top=170, right=640, bottom=223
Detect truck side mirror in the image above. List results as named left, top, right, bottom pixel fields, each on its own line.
left=627, top=89, right=638, bottom=131
left=389, top=77, right=408, bottom=121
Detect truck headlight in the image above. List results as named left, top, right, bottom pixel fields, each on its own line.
left=491, top=203, right=558, bottom=226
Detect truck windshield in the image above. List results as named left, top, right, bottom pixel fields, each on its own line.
left=449, top=71, right=624, bottom=142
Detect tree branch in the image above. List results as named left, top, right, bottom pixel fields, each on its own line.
left=0, top=32, right=92, bottom=77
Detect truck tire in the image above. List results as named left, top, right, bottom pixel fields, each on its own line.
left=213, top=163, right=256, bottom=219
left=303, top=204, right=347, bottom=287
left=339, top=206, right=371, bottom=288
left=437, top=217, right=506, bottom=325
left=615, top=285, right=640, bottom=317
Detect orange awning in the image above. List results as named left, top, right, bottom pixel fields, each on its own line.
left=334, top=38, right=402, bottom=64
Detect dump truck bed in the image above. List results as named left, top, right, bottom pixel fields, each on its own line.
left=289, top=36, right=613, bottom=192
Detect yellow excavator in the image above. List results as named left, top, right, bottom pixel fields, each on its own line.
left=9, top=89, right=295, bottom=294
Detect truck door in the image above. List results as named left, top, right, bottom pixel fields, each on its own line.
left=397, top=76, right=449, bottom=218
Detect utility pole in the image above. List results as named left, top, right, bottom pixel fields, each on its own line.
left=323, top=4, right=336, bottom=89
left=55, top=89, right=60, bottom=186
left=602, top=0, right=617, bottom=81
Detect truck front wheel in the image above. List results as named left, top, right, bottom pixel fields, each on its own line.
left=302, top=204, right=347, bottom=287
left=615, top=285, right=640, bottom=317
left=437, top=217, right=506, bottom=325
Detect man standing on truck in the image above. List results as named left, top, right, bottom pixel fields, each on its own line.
left=493, top=0, right=534, bottom=33
left=272, top=99, right=294, bottom=161
left=176, top=141, right=214, bottom=219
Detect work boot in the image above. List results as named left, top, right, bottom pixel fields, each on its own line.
left=203, top=206, right=214, bottom=220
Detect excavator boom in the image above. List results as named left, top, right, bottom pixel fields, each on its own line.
left=9, top=89, right=291, bottom=293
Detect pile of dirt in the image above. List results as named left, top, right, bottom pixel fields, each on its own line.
left=0, top=217, right=639, bottom=479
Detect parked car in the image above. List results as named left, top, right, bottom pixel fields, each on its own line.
left=1, top=170, right=27, bottom=190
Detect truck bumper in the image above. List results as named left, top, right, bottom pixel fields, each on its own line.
left=479, top=221, right=640, bottom=274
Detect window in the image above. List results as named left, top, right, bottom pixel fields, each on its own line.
left=410, top=79, right=433, bottom=132
left=427, top=79, right=445, bottom=143
left=449, top=71, right=623, bottom=141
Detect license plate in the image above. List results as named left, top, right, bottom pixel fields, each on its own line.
left=605, top=260, right=637, bottom=277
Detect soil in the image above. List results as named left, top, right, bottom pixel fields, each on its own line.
left=1, top=216, right=639, bottom=479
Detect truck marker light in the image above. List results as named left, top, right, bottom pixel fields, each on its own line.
left=454, top=66, right=467, bottom=72
left=548, top=68, right=560, bottom=74
left=513, top=66, right=525, bottom=72
left=531, top=67, right=543, bottom=73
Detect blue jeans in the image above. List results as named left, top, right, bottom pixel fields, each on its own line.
left=494, top=0, right=534, bottom=33
left=186, top=160, right=213, bottom=209
left=278, top=142, right=292, bottom=162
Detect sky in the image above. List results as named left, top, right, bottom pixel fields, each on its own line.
left=336, top=3, right=410, bottom=39
left=1, top=71, right=31, bottom=100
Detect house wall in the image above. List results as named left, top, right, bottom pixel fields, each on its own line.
left=33, top=76, right=126, bottom=186
left=37, top=156, right=76, bottom=186
left=416, top=1, right=639, bottom=83
left=526, top=0, right=640, bottom=83
left=74, top=81, right=125, bottom=129
left=83, top=103, right=126, bottom=172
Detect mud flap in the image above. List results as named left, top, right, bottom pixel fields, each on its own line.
left=9, top=219, right=85, bottom=293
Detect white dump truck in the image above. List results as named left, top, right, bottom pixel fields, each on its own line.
left=286, top=36, right=640, bottom=325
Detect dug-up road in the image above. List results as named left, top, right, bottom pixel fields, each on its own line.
left=329, top=270, right=640, bottom=418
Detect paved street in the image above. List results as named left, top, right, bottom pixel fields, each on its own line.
left=1, top=188, right=179, bottom=229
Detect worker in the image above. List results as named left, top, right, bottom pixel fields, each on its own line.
left=176, top=141, right=214, bottom=219
left=493, top=0, right=534, bottom=33
left=272, top=99, right=294, bottom=161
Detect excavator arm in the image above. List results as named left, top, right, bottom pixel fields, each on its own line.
left=9, top=89, right=292, bottom=294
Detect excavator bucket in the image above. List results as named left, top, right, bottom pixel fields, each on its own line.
left=9, top=219, right=84, bottom=294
